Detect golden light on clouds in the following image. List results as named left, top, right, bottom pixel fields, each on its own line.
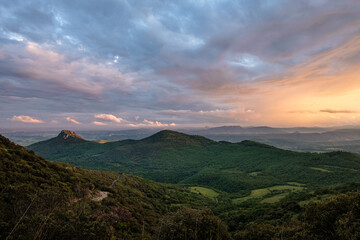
left=238, top=34, right=360, bottom=127
left=2, top=0, right=360, bottom=128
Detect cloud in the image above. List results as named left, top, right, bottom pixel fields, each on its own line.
left=129, top=119, right=176, bottom=128
left=50, top=120, right=60, bottom=124
left=320, top=109, right=358, bottom=114
left=0, top=41, right=134, bottom=96
left=92, top=121, right=107, bottom=126
left=66, top=117, right=81, bottom=124
left=1, top=0, right=360, bottom=128
left=143, top=119, right=175, bottom=127
left=94, top=114, right=123, bottom=123
left=8, top=115, right=44, bottom=123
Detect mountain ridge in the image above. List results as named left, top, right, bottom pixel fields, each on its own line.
left=28, top=129, right=360, bottom=193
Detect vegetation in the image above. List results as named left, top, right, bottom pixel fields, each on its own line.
left=29, top=130, right=360, bottom=194
left=232, top=191, right=360, bottom=240
left=0, top=134, right=222, bottom=239
left=4, top=131, right=360, bottom=239
left=158, top=207, right=231, bottom=240
left=189, top=186, right=219, bottom=201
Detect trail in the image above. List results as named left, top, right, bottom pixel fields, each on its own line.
left=92, top=191, right=109, bottom=201
left=112, top=173, right=122, bottom=188
left=91, top=173, right=122, bottom=201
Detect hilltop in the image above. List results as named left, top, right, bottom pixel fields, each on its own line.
left=57, top=129, right=84, bottom=140
left=28, top=130, right=360, bottom=193
left=141, top=130, right=214, bottom=145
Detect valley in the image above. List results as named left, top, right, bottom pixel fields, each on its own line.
left=2, top=130, right=360, bottom=239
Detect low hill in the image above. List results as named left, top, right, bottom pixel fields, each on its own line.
left=1, top=134, right=226, bottom=240
left=28, top=130, right=360, bottom=193
left=140, top=130, right=214, bottom=145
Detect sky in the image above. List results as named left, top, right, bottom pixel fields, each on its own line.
left=1, top=0, right=360, bottom=130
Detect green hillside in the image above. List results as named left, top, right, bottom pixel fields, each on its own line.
left=29, top=130, right=360, bottom=194
left=4, top=133, right=360, bottom=239
left=0, top=134, right=229, bottom=240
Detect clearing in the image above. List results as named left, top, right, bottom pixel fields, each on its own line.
left=232, top=184, right=306, bottom=204
left=189, top=186, right=219, bottom=201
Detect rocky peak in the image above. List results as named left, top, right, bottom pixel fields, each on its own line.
left=57, top=130, right=83, bottom=140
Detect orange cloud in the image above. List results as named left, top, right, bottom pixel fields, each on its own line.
left=219, top=34, right=360, bottom=127
left=94, top=114, right=122, bottom=123
left=92, top=121, right=107, bottom=126
left=129, top=119, right=176, bottom=127
left=8, top=115, right=44, bottom=123
left=320, top=109, right=358, bottom=114
left=66, top=117, right=81, bottom=124
left=143, top=119, right=176, bottom=127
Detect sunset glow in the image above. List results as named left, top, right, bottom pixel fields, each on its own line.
left=1, top=0, right=360, bottom=129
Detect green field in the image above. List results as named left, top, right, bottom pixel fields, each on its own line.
left=268, top=185, right=305, bottom=191
left=261, top=193, right=289, bottom=203
left=287, top=182, right=306, bottom=186
left=232, top=188, right=271, bottom=204
left=233, top=185, right=306, bottom=204
left=248, top=171, right=262, bottom=176
left=310, top=167, right=332, bottom=172
left=190, top=186, right=219, bottom=200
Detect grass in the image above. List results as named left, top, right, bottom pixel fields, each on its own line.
left=287, top=182, right=306, bottom=186
left=232, top=188, right=271, bottom=204
left=248, top=171, right=262, bottom=176
left=310, top=167, right=332, bottom=172
left=189, top=186, right=219, bottom=200
left=268, top=185, right=305, bottom=191
left=251, top=188, right=271, bottom=197
left=232, top=185, right=306, bottom=204
left=261, top=193, right=289, bottom=203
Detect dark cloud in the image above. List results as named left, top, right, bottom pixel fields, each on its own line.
left=1, top=0, right=360, bottom=128
left=320, top=109, right=358, bottom=114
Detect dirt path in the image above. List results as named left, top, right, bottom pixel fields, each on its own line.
left=91, top=173, right=123, bottom=201
left=111, top=173, right=122, bottom=188
left=91, top=191, right=109, bottom=201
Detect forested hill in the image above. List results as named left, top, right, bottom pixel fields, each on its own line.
left=29, top=130, right=360, bottom=193
left=4, top=133, right=360, bottom=239
left=0, top=134, right=228, bottom=239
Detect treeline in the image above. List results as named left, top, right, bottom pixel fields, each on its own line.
left=233, top=191, right=360, bottom=240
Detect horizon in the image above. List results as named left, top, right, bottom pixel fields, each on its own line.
left=1, top=0, right=360, bottom=129
left=2, top=124, right=360, bottom=134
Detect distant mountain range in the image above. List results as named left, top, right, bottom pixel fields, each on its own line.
left=4, top=125, right=360, bottom=153
left=28, top=129, right=360, bottom=193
